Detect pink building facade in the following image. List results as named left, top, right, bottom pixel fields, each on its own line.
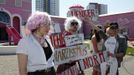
left=99, top=11, right=134, bottom=39
left=0, top=0, right=31, bottom=42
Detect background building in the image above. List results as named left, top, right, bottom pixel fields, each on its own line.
left=0, top=0, right=31, bottom=42
left=35, top=0, right=59, bottom=16
left=86, top=2, right=107, bottom=15
left=50, top=0, right=59, bottom=16
left=36, top=0, right=46, bottom=12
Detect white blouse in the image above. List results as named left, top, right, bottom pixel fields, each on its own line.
left=104, top=37, right=117, bottom=54
left=16, top=34, right=55, bottom=72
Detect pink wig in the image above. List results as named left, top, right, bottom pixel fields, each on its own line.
left=26, top=11, right=51, bottom=31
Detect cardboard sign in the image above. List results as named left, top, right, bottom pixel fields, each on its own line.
left=53, top=23, right=61, bottom=33
left=54, top=44, right=90, bottom=65
left=57, top=64, right=79, bottom=75
left=50, top=33, right=65, bottom=48
left=79, top=51, right=108, bottom=70
left=64, top=34, right=84, bottom=46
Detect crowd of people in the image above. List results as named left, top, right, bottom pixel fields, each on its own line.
left=16, top=11, right=128, bottom=75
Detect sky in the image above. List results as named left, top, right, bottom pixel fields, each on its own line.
left=60, top=0, right=134, bottom=17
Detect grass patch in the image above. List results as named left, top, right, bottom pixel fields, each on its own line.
left=126, top=47, right=134, bottom=56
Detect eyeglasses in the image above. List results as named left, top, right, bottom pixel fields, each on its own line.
left=71, top=22, right=78, bottom=26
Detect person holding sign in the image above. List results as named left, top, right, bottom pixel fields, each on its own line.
left=98, top=23, right=127, bottom=75
left=16, top=11, right=56, bottom=75
left=91, top=25, right=104, bottom=75
left=56, top=17, right=85, bottom=75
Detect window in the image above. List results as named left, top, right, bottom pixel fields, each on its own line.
left=0, top=0, right=5, bottom=4
left=15, top=0, right=22, bottom=7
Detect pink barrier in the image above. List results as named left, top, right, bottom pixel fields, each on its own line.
left=6, top=26, right=22, bottom=45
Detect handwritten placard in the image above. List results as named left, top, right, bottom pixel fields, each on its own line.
left=54, top=44, right=90, bottom=65
left=50, top=33, right=65, bottom=48
left=64, top=33, right=84, bottom=46
left=79, top=51, right=108, bottom=70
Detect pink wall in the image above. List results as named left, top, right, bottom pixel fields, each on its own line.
left=99, top=11, right=134, bottom=38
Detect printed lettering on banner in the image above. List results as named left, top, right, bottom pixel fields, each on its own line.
left=70, top=9, right=95, bottom=17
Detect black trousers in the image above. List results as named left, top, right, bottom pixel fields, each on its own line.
left=116, top=69, right=119, bottom=75
left=27, top=67, right=56, bottom=75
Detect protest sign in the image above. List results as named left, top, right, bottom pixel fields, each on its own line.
left=79, top=51, right=108, bottom=70
left=50, top=33, right=65, bottom=48
left=54, top=44, right=90, bottom=65
left=69, top=9, right=95, bottom=17
left=53, top=23, right=61, bottom=33
left=64, top=33, right=84, bottom=46
left=56, top=64, right=79, bottom=75
left=50, top=33, right=84, bottom=48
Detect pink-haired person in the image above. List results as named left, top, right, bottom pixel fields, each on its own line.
left=16, top=11, right=56, bottom=75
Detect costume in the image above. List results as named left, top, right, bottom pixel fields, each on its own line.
left=56, top=31, right=80, bottom=75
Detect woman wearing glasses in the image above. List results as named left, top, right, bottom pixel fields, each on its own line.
left=56, top=17, right=84, bottom=75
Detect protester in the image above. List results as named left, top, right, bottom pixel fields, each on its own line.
left=98, top=22, right=127, bottom=75
left=63, top=17, right=82, bottom=35
left=16, top=11, right=56, bottom=75
left=56, top=16, right=85, bottom=75
left=91, top=25, right=104, bottom=75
